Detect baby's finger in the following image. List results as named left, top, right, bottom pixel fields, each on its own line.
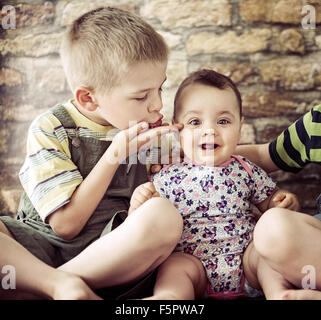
left=277, top=197, right=291, bottom=208
left=273, top=193, right=286, bottom=203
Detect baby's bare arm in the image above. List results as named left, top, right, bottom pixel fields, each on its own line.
left=128, top=182, right=159, bottom=215
left=256, top=188, right=300, bottom=213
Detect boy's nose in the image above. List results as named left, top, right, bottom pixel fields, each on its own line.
left=148, top=94, right=163, bottom=112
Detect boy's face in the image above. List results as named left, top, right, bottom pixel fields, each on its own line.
left=175, top=83, right=242, bottom=166
left=94, top=60, right=167, bottom=130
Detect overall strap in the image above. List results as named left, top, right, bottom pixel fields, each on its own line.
left=50, top=103, right=77, bottom=128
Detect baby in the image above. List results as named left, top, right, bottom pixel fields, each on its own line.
left=129, top=69, right=301, bottom=299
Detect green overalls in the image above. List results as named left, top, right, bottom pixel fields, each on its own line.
left=0, top=103, right=156, bottom=299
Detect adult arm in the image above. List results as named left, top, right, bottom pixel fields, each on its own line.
left=235, top=143, right=279, bottom=173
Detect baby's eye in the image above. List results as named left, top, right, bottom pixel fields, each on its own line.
left=218, top=119, right=230, bottom=125
left=188, top=119, right=201, bottom=126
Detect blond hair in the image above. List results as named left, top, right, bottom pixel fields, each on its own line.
left=60, top=7, right=168, bottom=93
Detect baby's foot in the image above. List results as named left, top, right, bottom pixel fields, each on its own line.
left=52, top=272, right=102, bottom=300
left=281, top=289, right=321, bottom=300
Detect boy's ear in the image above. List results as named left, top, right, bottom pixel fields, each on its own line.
left=75, top=87, right=99, bottom=111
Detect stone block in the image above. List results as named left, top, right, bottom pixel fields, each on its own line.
left=140, top=0, right=231, bottom=28
left=186, top=29, right=272, bottom=55
left=206, top=62, right=256, bottom=85
left=239, top=123, right=256, bottom=144
left=0, top=68, right=23, bottom=87
left=242, top=92, right=300, bottom=117
left=0, top=33, right=63, bottom=57
left=240, top=0, right=315, bottom=24
left=259, top=58, right=319, bottom=90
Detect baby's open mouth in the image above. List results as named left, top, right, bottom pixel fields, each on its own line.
left=200, top=144, right=219, bottom=150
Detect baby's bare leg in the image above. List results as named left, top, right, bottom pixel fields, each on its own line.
left=59, top=198, right=183, bottom=289
left=0, top=222, right=101, bottom=300
left=144, top=252, right=207, bottom=300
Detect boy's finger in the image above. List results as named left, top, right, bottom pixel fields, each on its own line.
left=127, top=122, right=149, bottom=141
left=136, top=125, right=178, bottom=148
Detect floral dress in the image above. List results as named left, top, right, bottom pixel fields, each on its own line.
left=152, top=156, right=276, bottom=297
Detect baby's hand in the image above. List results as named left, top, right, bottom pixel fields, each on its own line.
left=128, top=182, right=160, bottom=215
left=273, top=192, right=300, bottom=211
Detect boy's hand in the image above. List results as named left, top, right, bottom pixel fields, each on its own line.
left=128, top=182, right=159, bottom=215
left=106, top=122, right=183, bottom=165
left=149, top=122, right=184, bottom=178
left=272, top=192, right=300, bottom=211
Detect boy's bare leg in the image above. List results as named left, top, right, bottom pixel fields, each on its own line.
left=244, top=208, right=321, bottom=300
left=243, top=241, right=296, bottom=299
left=143, top=252, right=207, bottom=300
left=0, top=222, right=101, bottom=300
left=59, top=198, right=183, bottom=289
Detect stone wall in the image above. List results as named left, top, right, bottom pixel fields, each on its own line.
left=1, top=0, right=320, bottom=216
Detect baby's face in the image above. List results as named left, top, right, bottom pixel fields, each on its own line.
left=93, top=60, right=167, bottom=130
left=175, top=83, right=242, bottom=166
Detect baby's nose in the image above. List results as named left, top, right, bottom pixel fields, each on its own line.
left=203, top=128, right=216, bottom=136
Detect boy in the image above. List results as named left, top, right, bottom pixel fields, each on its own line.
left=0, top=7, right=183, bottom=300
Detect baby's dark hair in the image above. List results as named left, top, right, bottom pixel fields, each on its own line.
left=173, top=69, right=242, bottom=121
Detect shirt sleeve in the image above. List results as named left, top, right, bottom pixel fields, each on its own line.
left=246, top=159, right=277, bottom=204
left=269, top=105, right=321, bottom=173
left=18, top=111, right=83, bottom=222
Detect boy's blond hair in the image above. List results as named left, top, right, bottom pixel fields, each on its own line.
left=60, top=7, right=168, bottom=94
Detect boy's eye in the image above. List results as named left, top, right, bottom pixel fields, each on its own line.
left=188, top=119, right=201, bottom=126
left=135, top=94, right=148, bottom=101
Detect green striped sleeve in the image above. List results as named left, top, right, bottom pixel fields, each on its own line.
left=269, top=105, right=321, bottom=172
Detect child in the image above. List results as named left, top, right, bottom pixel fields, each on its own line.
left=129, top=69, right=321, bottom=300
left=236, top=106, right=321, bottom=217
left=0, top=7, right=184, bottom=300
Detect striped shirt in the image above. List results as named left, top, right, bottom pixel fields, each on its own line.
left=269, top=105, right=321, bottom=173
left=19, top=100, right=120, bottom=222
left=19, top=100, right=172, bottom=222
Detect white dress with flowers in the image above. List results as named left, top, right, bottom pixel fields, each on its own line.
left=152, top=156, right=276, bottom=297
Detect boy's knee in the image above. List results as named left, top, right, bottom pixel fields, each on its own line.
left=253, top=208, right=296, bottom=263
left=138, top=197, right=183, bottom=246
